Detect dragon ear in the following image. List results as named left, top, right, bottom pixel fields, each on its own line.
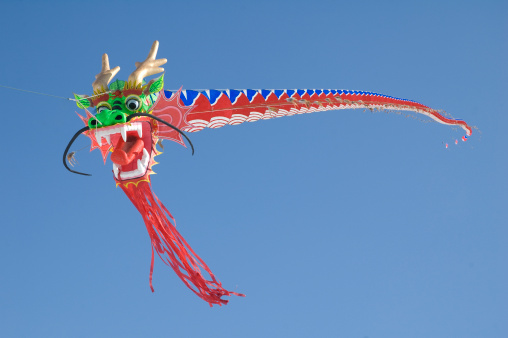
left=143, top=74, right=164, bottom=96
left=74, top=93, right=92, bottom=109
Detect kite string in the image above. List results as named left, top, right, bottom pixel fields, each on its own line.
left=0, top=84, right=111, bottom=102
left=1, top=83, right=106, bottom=129
left=0, top=84, right=73, bottom=100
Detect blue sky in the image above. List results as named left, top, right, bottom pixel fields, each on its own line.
left=0, top=0, right=506, bottom=337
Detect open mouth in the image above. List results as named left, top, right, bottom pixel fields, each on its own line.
left=94, top=121, right=153, bottom=181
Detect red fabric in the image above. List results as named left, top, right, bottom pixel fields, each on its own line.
left=119, top=180, right=244, bottom=306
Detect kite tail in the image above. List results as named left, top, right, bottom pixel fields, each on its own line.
left=119, top=180, right=244, bottom=306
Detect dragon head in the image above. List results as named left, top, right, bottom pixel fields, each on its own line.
left=65, top=41, right=194, bottom=184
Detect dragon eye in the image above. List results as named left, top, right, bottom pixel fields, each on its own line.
left=96, top=102, right=111, bottom=114
left=125, top=96, right=141, bottom=111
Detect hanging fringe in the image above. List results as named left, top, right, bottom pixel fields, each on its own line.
left=120, top=180, right=244, bottom=306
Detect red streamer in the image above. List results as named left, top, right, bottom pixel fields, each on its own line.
left=120, top=180, right=244, bottom=306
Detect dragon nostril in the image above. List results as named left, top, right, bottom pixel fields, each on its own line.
left=115, top=114, right=125, bottom=121
left=91, top=119, right=97, bottom=125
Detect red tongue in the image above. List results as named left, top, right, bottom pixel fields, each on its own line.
left=111, top=137, right=145, bottom=166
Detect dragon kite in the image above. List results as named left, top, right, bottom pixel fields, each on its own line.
left=64, top=41, right=473, bottom=306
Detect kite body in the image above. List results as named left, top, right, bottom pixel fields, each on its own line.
left=65, top=41, right=472, bottom=306
left=173, top=88, right=472, bottom=137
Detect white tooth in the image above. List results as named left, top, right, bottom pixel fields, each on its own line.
left=104, top=134, right=111, bottom=144
left=113, top=163, right=119, bottom=179
left=142, top=148, right=149, bottom=161
left=96, top=134, right=102, bottom=146
left=121, top=126, right=127, bottom=142
left=137, top=159, right=146, bottom=172
left=137, top=125, right=142, bottom=138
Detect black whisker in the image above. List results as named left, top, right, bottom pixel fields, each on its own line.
left=63, top=114, right=194, bottom=176
left=63, top=126, right=92, bottom=176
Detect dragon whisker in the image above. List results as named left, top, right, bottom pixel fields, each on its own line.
left=63, top=126, right=91, bottom=176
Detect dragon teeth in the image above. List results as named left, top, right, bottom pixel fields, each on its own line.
left=137, top=159, right=146, bottom=172
left=112, top=163, right=119, bottom=179
left=120, top=126, right=128, bottom=142
left=95, top=121, right=144, bottom=150
left=142, top=147, right=149, bottom=160
left=95, top=133, right=111, bottom=146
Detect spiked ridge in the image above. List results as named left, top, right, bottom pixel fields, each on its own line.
left=77, top=111, right=112, bottom=163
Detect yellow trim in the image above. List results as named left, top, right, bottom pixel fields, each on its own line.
left=116, top=177, right=151, bottom=189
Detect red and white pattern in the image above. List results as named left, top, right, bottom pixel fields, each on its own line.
left=162, top=88, right=472, bottom=137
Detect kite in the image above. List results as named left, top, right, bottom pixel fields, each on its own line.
left=63, top=41, right=473, bottom=306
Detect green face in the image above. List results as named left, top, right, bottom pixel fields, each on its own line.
left=88, top=90, right=148, bottom=129
left=74, top=76, right=164, bottom=129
